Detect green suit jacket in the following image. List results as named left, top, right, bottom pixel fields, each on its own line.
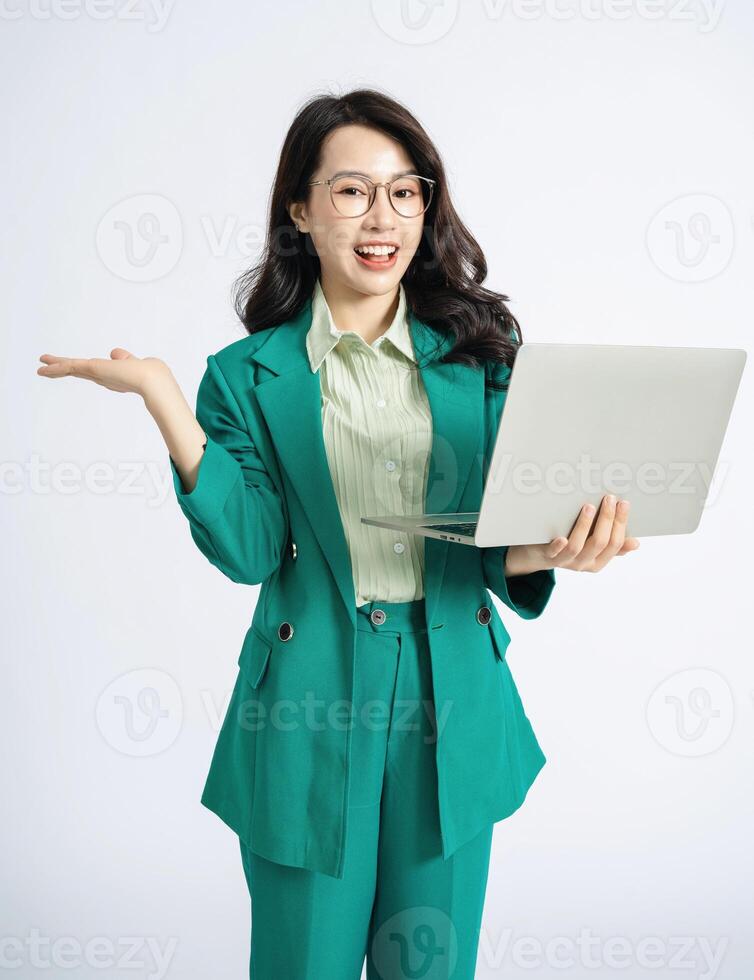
left=170, top=297, right=556, bottom=879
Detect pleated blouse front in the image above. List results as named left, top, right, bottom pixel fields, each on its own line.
left=305, top=278, right=433, bottom=607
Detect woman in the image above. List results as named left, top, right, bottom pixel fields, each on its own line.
left=39, top=89, right=639, bottom=979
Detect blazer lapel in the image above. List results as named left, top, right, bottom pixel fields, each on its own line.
left=411, top=315, right=485, bottom=624
left=250, top=297, right=485, bottom=628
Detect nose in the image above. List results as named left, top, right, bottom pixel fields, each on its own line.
left=365, top=184, right=397, bottom=226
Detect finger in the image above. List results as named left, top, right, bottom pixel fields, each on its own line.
left=598, top=533, right=640, bottom=565
left=591, top=497, right=631, bottom=564
left=602, top=498, right=631, bottom=557
left=37, top=355, right=76, bottom=378
left=558, top=501, right=599, bottom=566
left=38, top=354, right=68, bottom=372
left=37, top=356, right=105, bottom=382
left=617, top=536, right=640, bottom=555
left=110, top=348, right=134, bottom=360
left=546, top=536, right=571, bottom=560
left=579, top=493, right=622, bottom=564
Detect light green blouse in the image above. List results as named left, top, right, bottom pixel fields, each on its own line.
left=306, top=278, right=433, bottom=607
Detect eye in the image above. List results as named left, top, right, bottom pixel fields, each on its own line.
left=332, top=176, right=370, bottom=198
left=391, top=178, right=423, bottom=200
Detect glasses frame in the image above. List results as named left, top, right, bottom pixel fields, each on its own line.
left=307, top=172, right=436, bottom=218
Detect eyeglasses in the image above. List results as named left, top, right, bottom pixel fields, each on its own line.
left=307, top=173, right=436, bottom=218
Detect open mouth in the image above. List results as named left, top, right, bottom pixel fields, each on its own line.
left=353, top=244, right=399, bottom=269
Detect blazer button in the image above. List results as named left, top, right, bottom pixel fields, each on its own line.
left=290, top=540, right=297, bottom=560
left=278, top=621, right=294, bottom=642
left=476, top=605, right=492, bottom=626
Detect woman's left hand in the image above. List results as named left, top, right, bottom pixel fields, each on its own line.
left=504, top=494, right=640, bottom=576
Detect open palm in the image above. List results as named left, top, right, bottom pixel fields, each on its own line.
left=37, top=347, right=166, bottom=396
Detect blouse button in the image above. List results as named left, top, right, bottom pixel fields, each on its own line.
left=376, top=398, right=386, bottom=408
left=385, top=460, right=396, bottom=472
left=393, top=542, right=405, bottom=555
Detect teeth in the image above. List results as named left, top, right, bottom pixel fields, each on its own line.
left=355, top=245, right=397, bottom=256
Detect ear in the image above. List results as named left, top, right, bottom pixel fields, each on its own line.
left=288, top=200, right=307, bottom=232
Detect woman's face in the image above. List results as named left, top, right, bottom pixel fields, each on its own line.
left=289, top=124, right=426, bottom=298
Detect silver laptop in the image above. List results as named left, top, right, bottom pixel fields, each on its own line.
left=360, top=343, right=747, bottom=547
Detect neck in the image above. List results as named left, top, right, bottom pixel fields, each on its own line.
left=318, top=274, right=400, bottom=345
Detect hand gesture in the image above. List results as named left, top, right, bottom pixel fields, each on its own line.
left=37, top=348, right=169, bottom=397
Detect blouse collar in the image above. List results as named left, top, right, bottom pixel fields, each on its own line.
left=305, top=277, right=416, bottom=372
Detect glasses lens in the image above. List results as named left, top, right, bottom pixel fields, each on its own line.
left=328, top=174, right=433, bottom=217
left=390, top=176, right=431, bottom=217
left=330, top=175, right=372, bottom=216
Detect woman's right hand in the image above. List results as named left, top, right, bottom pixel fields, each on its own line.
left=37, top=347, right=170, bottom=398
left=37, top=347, right=208, bottom=495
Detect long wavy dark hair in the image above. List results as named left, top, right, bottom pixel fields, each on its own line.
left=232, top=87, right=522, bottom=382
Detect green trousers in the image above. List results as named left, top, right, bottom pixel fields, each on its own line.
left=239, top=597, right=494, bottom=979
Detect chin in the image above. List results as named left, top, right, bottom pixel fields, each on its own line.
left=341, top=265, right=409, bottom=297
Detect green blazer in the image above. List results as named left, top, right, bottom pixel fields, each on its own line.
left=170, top=296, right=556, bottom=879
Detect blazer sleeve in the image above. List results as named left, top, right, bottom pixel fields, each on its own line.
left=168, top=353, right=288, bottom=585
left=480, top=350, right=556, bottom=620
left=482, top=547, right=555, bottom=620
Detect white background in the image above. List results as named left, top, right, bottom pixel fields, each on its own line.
left=2, top=0, right=752, bottom=977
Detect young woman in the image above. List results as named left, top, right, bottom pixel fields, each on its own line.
left=39, top=89, right=639, bottom=979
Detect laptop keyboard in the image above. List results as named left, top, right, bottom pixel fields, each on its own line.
left=422, top=521, right=478, bottom=536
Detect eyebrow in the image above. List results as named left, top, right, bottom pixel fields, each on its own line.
left=329, top=169, right=417, bottom=180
